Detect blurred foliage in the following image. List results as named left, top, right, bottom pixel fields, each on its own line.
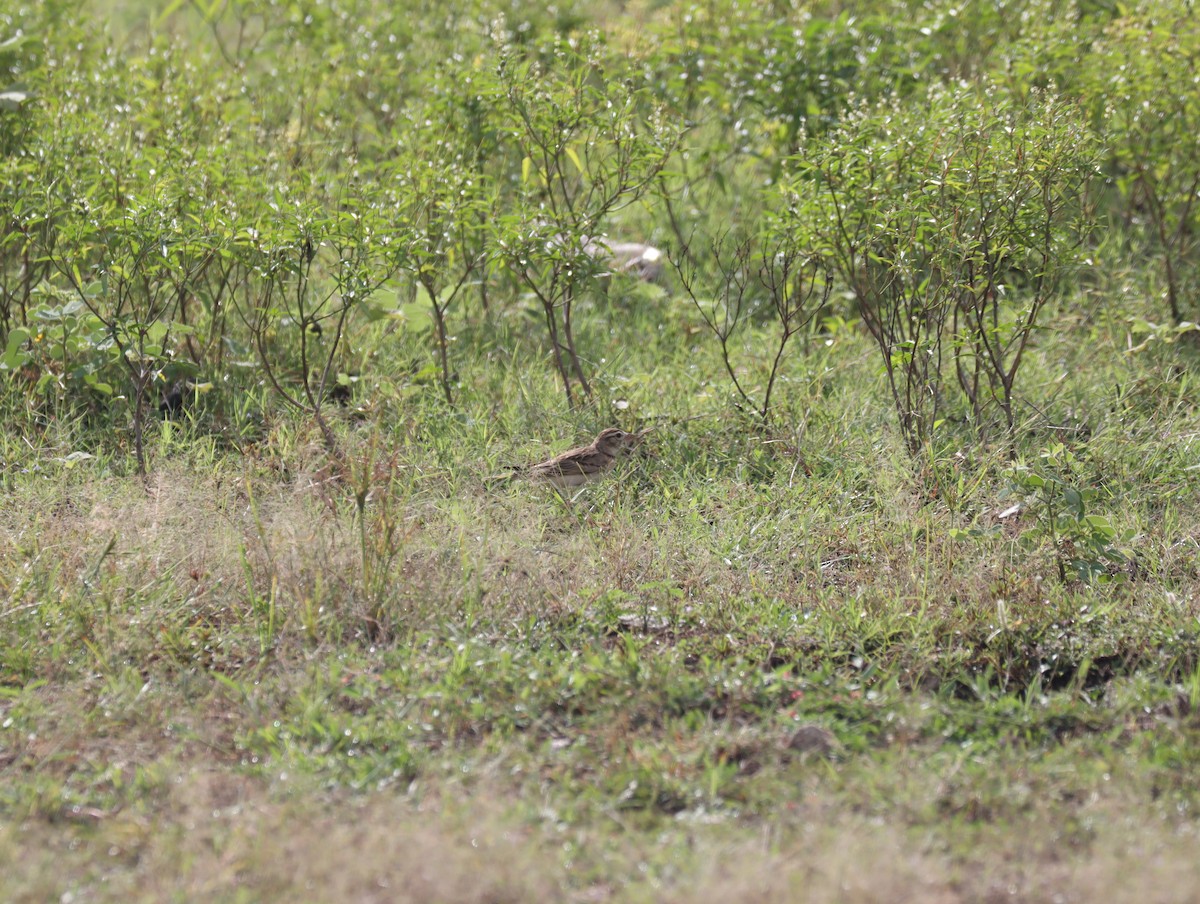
left=1, top=0, right=1199, bottom=465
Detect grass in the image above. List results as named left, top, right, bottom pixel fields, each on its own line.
left=3, top=286, right=1200, bottom=901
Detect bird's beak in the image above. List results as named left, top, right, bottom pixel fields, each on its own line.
left=625, top=428, right=652, bottom=451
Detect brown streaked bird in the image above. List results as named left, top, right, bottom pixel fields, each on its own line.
left=502, top=427, right=647, bottom=489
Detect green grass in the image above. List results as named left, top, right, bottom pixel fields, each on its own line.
left=4, top=293, right=1200, bottom=900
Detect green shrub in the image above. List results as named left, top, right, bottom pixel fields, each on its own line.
left=792, top=83, right=1096, bottom=453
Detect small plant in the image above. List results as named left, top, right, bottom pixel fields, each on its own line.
left=345, top=436, right=414, bottom=643
left=492, top=31, right=680, bottom=406
left=793, top=83, right=1094, bottom=453
left=1, top=293, right=117, bottom=402
left=233, top=180, right=394, bottom=458
left=1085, top=1, right=1200, bottom=326
left=674, top=212, right=831, bottom=423
left=383, top=118, right=493, bottom=405
left=1004, top=444, right=1135, bottom=584
left=36, top=160, right=217, bottom=474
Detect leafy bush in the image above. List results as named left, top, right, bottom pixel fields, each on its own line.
left=1005, top=444, right=1135, bottom=584
left=674, top=208, right=831, bottom=423
left=1083, top=0, right=1200, bottom=325
left=792, top=83, right=1096, bottom=452
left=492, top=31, right=680, bottom=405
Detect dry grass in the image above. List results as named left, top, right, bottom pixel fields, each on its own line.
left=5, top=754, right=1200, bottom=904
left=3, top=308, right=1199, bottom=904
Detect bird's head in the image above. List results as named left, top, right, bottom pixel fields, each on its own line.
left=595, top=427, right=650, bottom=457
left=594, top=427, right=634, bottom=456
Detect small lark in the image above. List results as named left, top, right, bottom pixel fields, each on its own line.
left=501, top=427, right=646, bottom=489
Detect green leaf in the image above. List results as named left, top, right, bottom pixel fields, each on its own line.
left=387, top=301, right=433, bottom=333
left=84, top=373, right=114, bottom=395
left=521, top=156, right=533, bottom=184
left=1084, top=514, right=1116, bottom=540
left=1017, top=529, right=1041, bottom=549
left=152, top=0, right=189, bottom=28
left=2, top=328, right=30, bottom=370
left=565, top=145, right=584, bottom=174
left=145, top=320, right=170, bottom=343
left=1070, top=560, right=1107, bottom=583
left=411, top=362, right=440, bottom=382
left=361, top=299, right=391, bottom=323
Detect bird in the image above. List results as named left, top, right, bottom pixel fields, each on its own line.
left=605, top=242, right=664, bottom=282
left=498, top=427, right=647, bottom=489
left=583, top=239, right=665, bottom=282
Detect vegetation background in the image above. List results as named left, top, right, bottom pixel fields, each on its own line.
left=2, top=0, right=1200, bottom=900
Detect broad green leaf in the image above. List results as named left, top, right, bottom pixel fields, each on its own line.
left=145, top=320, right=170, bottom=343
left=388, top=301, right=433, bottom=333
left=84, top=374, right=114, bottom=395
left=2, top=328, right=30, bottom=370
